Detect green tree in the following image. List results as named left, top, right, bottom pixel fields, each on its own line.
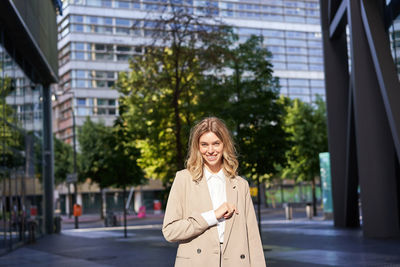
left=53, top=136, right=74, bottom=185
left=199, top=35, right=288, bottom=203
left=281, top=96, right=328, bottom=215
left=116, top=9, right=233, bottom=185
left=102, top=113, right=146, bottom=189
left=78, top=117, right=111, bottom=218
left=78, top=117, right=145, bottom=221
left=102, top=114, right=145, bottom=237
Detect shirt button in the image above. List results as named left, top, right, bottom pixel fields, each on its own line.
left=240, top=254, right=245, bottom=259
left=197, top=249, right=201, bottom=254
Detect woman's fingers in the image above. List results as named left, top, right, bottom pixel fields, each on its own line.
left=215, top=202, right=238, bottom=220
left=222, top=203, right=237, bottom=219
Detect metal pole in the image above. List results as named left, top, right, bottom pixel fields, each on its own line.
left=71, top=104, right=79, bottom=229
left=67, top=184, right=71, bottom=218
left=42, top=84, right=54, bottom=234
left=256, top=176, right=262, bottom=243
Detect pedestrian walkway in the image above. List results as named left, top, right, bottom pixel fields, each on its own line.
left=1, top=208, right=400, bottom=266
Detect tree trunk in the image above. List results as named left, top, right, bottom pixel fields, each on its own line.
left=100, top=187, right=105, bottom=219
left=256, top=176, right=263, bottom=243
left=312, top=178, right=317, bottom=216
left=173, top=52, right=184, bottom=170
left=173, top=91, right=184, bottom=170
left=123, top=186, right=127, bottom=238
left=67, top=184, right=72, bottom=218
left=260, top=181, right=268, bottom=208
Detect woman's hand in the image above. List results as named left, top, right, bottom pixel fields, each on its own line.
left=214, top=202, right=239, bottom=220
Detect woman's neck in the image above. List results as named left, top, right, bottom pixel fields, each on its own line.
left=205, top=164, right=222, bottom=174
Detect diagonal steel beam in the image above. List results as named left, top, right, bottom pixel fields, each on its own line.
left=329, top=0, right=347, bottom=38
left=360, top=0, right=400, bottom=165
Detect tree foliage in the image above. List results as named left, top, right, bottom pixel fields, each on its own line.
left=281, top=96, right=328, bottom=182
left=281, top=96, right=328, bottom=214
left=78, top=118, right=111, bottom=188
left=53, top=136, right=74, bottom=185
left=198, top=35, right=288, bottom=182
left=116, top=9, right=233, bottom=184
left=102, top=115, right=146, bottom=188
left=78, top=117, right=145, bottom=188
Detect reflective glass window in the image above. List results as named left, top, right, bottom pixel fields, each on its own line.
left=289, top=79, right=309, bottom=86
left=77, top=98, right=86, bottom=105
left=116, top=18, right=130, bottom=26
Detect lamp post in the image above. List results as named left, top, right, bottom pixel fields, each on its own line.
left=70, top=103, right=79, bottom=229
left=55, top=91, right=79, bottom=229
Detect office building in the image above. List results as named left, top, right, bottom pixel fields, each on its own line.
left=0, top=0, right=60, bottom=252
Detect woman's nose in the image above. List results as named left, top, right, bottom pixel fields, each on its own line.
left=207, top=146, right=214, bottom=154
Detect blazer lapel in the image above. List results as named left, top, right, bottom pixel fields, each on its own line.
left=196, top=176, right=220, bottom=244
left=222, top=177, right=238, bottom=253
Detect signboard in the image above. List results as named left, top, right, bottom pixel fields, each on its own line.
left=319, top=152, right=333, bottom=213
left=30, top=206, right=38, bottom=217
left=66, top=173, right=78, bottom=183
left=250, top=187, right=258, bottom=197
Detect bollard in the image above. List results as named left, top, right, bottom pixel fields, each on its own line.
left=153, top=200, right=161, bottom=215
left=28, top=220, right=37, bottom=243
left=54, top=216, right=62, bottom=233
left=105, top=212, right=118, bottom=227
left=112, top=213, right=119, bottom=226
left=284, top=203, right=293, bottom=220
left=306, top=203, right=312, bottom=219
left=138, top=206, right=146, bottom=218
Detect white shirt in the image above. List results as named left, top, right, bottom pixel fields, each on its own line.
left=201, top=167, right=226, bottom=243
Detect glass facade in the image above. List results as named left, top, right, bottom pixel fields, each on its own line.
left=389, top=17, right=400, bottom=77
left=1, top=39, right=44, bottom=252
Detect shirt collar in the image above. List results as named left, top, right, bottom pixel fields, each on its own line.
left=204, top=167, right=225, bottom=182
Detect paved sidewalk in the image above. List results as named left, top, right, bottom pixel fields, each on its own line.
left=1, top=208, right=400, bottom=266
left=60, top=212, right=164, bottom=224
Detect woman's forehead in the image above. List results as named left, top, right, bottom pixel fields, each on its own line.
left=199, top=131, right=222, bottom=142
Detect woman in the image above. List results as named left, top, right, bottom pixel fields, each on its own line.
left=162, top=117, right=266, bottom=267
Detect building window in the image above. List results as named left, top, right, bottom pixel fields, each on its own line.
left=77, top=98, right=86, bottom=106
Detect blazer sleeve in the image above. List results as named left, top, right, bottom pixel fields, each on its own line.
left=162, top=171, right=209, bottom=243
left=245, top=181, right=267, bottom=267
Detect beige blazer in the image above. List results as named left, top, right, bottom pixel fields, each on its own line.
left=162, top=169, right=266, bottom=267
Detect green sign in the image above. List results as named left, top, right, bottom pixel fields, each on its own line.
left=319, top=152, right=333, bottom=213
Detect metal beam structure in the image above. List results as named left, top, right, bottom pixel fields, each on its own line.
left=320, top=0, right=400, bottom=238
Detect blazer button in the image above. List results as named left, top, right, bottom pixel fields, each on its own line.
left=240, top=254, right=245, bottom=259
left=197, top=249, right=201, bottom=254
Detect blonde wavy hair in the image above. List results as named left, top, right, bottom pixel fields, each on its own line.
left=185, top=117, right=238, bottom=181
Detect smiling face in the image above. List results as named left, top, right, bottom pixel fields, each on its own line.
left=199, top=131, right=224, bottom=173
